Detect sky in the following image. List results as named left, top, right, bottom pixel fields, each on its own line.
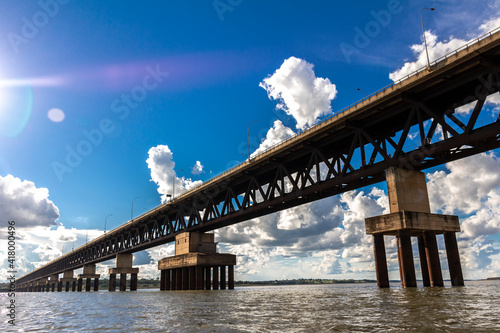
left=1, top=0, right=500, bottom=283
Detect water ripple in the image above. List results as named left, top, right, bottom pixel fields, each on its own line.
left=1, top=280, right=499, bottom=332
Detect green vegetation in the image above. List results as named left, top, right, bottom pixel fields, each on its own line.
left=235, top=278, right=376, bottom=286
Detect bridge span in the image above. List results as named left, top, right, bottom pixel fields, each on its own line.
left=17, top=28, right=500, bottom=290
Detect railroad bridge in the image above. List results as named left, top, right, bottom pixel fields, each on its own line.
left=17, top=28, right=500, bottom=291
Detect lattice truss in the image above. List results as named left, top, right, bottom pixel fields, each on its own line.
left=19, top=62, right=500, bottom=283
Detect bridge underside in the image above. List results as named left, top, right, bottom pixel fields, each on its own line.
left=17, top=31, right=500, bottom=286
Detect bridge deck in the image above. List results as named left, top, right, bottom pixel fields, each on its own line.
left=18, top=28, right=500, bottom=284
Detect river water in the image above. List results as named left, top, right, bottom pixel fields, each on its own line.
left=1, top=280, right=499, bottom=332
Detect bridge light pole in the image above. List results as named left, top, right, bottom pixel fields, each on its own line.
left=357, top=88, right=369, bottom=97
left=421, top=7, right=435, bottom=70
left=131, top=196, right=141, bottom=221
left=247, top=120, right=259, bottom=160
left=104, top=214, right=112, bottom=234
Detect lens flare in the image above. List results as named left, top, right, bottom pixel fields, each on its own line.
left=0, top=86, right=34, bottom=137
left=48, top=108, right=65, bottom=122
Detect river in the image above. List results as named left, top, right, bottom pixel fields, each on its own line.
left=1, top=280, right=499, bottom=332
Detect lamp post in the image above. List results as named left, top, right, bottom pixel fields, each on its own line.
left=421, top=7, right=435, bottom=70
left=131, top=196, right=141, bottom=221
left=357, top=88, right=369, bottom=97
left=104, top=214, right=112, bottom=234
left=247, top=120, right=259, bottom=159
left=172, top=169, right=183, bottom=199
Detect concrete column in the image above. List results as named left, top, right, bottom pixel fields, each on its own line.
left=109, top=254, right=139, bottom=291
left=85, top=278, right=91, bottom=292
left=109, top=274, right=116, bottom=292
left=386, top=167, right=431, bottom=213
left=184, top=268, right=190, bottom=290
left=228, top=265, right=234, bottom=290
left=220, top=266, right=226, bottom=290
left=119, top=273, right=127, bottom=291
left=72, top=281, right=76, bottom=292
left=176, top=268, right=182, bottom=290
left=130, top=273, right=138, bottom=291
left=51, top=283, right=55, bottom=292
left=160, top=270, right=166, bottom=291
left=94, top=278, right=99, bottom=291
left=373, top=234, right=390, bottom=288
left=196, top=266, right=204, bottom=290
left=213, top=266, right=219, bottom=290
left=77, top=278, right=83, bottom=292
left=444, top=232, right=465, bottom=286
left=417, top=235, right=431, bottom=287
left=65, top=281, right=70, bottom=292
left=165, top=270, right=171, bottom=291
left=396, top=230, right=417, bottom=287
left=423, top=231, right=444, bottom=287
left=171, top=268, right=178, bottom=290
left=58, top=281, right=63, bottom=292
left=205, top=267, right=211, bottom=290
left=188, top=267, right=196, bottom=290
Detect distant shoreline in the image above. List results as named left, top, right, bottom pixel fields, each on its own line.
left=2, top=277, right=499, bottom=292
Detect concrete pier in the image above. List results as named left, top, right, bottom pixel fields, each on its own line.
left=60, top=270, right=77, bottom=292
left=365, top=167, right=464, bottom=288
left=108, top=254, right=139, bottom=291
left=49, top=274, right=59, bottom=292
left=158, top=232, right=236, bottom=291
left=77, top=263, right=100, bottom=292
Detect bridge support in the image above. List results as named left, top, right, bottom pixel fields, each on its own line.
left=77, top=263, right=100, bottom=292
left=49, top=274, right=59, bottom=292
left=158, top=232, right=236, bottom=291
left=60, top=270, right=77, bottom=292
left=365, top=167, right=464, bottom=288
left=108, top=254, right=139, bottom=291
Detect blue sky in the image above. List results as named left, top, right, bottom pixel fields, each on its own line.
left=1, top=0, right=500, bottom=282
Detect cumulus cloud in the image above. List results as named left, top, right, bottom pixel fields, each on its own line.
left=0, top=174, right=59, bottom=228
left=251, top=120, right=295, bottom=158
left=461, top=189, right=500, bottom=237
left=389, top=31, right=467, bottom=81
left=478, top=15, right=500, bottom=34
left=133, top=250, right=154, bottom=265
left=217, top=187, right=389, bottom=279
left=427, top=153, right=500, bottom=215
left=390, top=15, right=500, bottom=81
left=191, top=161, right=204, bottom=175
left=146, top=145, right=202, bottom=203
left=260, top=56, right=337, bottom=130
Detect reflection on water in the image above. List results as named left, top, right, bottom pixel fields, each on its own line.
left=1, top=280, right=499, bottom=332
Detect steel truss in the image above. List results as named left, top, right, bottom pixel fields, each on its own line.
left=17, top=47, right=500, bottom=285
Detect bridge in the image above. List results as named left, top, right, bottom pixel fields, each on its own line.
left=17, top=28, right=500, bottom=291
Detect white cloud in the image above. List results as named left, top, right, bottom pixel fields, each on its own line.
left=0, top=174, right=59, bottom=228
left=260, top=56, right=337, bottom=130
left=216, top=187, right=389, bottom=280
left=390, top=15, right=500, bottom=81
left=251, top=120, right=295, bottom=158
left=389, top=31, right=467, bottom=81
left=191, top=160, right=204, bottom=175
left=146, top=145, right=202, bottom=203
left=478, top=16, right=500, bottom=34
left=427, top=153, right=500, bottom=215
left=461, top=187, right=500, bottom=238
